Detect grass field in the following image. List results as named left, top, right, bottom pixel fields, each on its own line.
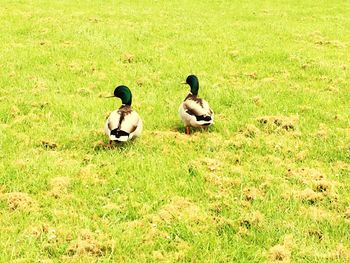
left=1, top=0, right=350, bottom=262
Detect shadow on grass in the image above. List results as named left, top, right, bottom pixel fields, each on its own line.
left=93, top=139, right=137, bottom=153
left=173, top=124, right=216, bottom=135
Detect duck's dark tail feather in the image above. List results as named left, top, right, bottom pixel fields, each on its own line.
left=196, top=115, right=212, bottom=122
left=110, top=129, right=129, bottom=141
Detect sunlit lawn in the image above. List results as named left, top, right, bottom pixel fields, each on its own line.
left=0, top=0, right=350, bottom=262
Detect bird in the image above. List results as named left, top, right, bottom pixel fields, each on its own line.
left=104, top=85, right=142, bottom=145
left=179, top=75, right=214, bottom=135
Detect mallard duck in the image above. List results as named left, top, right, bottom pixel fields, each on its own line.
left=104, top=85, right=142, bottom=144
left=179, top=75, right=214, bottom=134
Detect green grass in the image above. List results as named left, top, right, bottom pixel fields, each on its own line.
left=1, top=0, right=350, bottom=262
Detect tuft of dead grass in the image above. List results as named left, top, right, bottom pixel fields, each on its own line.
left=319, top=244, right=350, bottom=260
left=344, top=207, right=350, bottom=219
left=121, top=219, right=145, bottom=229
left=295, top=150, right=308, bottom=161
left=48, top=177, right=71, bottom=198
left=67, top=229, right=111, bottom=256
left=316, top=123, right=328, bottom=138
left=257, top=115, right=299, bottom=132
left=202, top=158, right=222, bottom=172
left=296, top=188, right=323, bottom=204
left=1, top=192, right=36, bottom=211
left=208, top=199, right=231, bottom=214
left=333, top=161, right=350, bottom=172
left=242, top=187, right=262, bottom=201
left=151, top=236, right=190, bottom=261
left=269, top=236, right=293, bottom=262
left=226, top=133, right=252, bottom=149
left=152, top=250, right=164, bottom=261
left=41, top=140, right=58, bottom=149
left=141, top=224, right=170, bottom=245
left=313, top=179, right=333, bottom=194
left=78, top=165, right=105, bottom=184
left=307, top=227, right=323, bottom=241
left=252, top=95, right=262, bottom=106
left=205, top=174, right=240, bottom=188
left=29, top=224, right=58, bottom=243
left=287, top=167, right=338, bottom=200
left=150, top=197, right=208, bottom=225
left=121, top=53, right=134, bottom=63
left=240, top=211, right=264, bottom=229
left=301, top=206, right=332, bottom=222
left=213, top=216, right=235, bottom=230
left=269, top=244, right=290, bottom=262
left=240, top=124, right=260, bottom=137
left=287, top=167, right=325, bottom=182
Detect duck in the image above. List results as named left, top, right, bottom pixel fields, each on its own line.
left=104, top=85, right=142, bottom=145
left=179, top=75, right=214, bottom=134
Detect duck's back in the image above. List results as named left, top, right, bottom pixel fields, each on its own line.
left=179, top=94, right=214, bottom=127
left=105, top=106, right=141, bottom=141
left=183, top=95, right=212, bottom=116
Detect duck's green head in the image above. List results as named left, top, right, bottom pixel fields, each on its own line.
left=113, top=85, right=132, bottom=105
left=185, top=75, right=199, bottom=96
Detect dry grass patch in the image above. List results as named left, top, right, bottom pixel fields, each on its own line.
left=189, top=157, right=223, bottom=175
left=202, top=158, right=223, bottom=172
left=48, top=177, right=71, bottom=198
left=240, top=211, right=264, bottom=229
left=300, top=206, right=332, bottom=222
left=205, top=173, right=240, bottom=188
left=269, top=244, right=290, bottom=262
left=300, top=243, right=350, bottom=260
left=287, top=167, right=338, bottom=201
left=344, top=207, right=350, bottom=219
left=214, top=216, right=235, bottom=230
left=252, top=95, right=262, bottom=106
left=149, top=197, right=208, bottom=226
left=240, top=124, right=260, bottom=137
left=151, top=236, right=190, bottom=261
left=262, top=133, right=302, bottom=157
left=264, top=155, right=285, bottom=166
left=141, top=223, right=170, bottom=244
left=102, top=202, right=120, bottom=211
left=313, top=179, right=335, bottom=196
left=225, top=133, right=252, bottom=149
left=67, top=229, right=112, bottom=257
left=1, top=192, right=36, bottom=211
left=41, top=140, right=58, bottom=149
left=307, top=227, right=323, bottom=241
left=287, top=167, right=324, bottom=182
left=120, top=219, right=145, bottom=230
left=319, top=244, right=350, bottom=260
left=295, top=150, right=308, bottom=161
left=78, top=165, right=105, bottom=184
left=28, top=224, right=59, bottom=243
left=296, top=188, right=323, bottom=204
left=333, top=161, right=350, bottom=172
left=207, top=198, right=232, bottom=214
left=242, top=187, right=262, bottom=202
left=316, top=123, right=328, bottom=138
left=257, top=115, right=299, bottom=132
left=268, top=235, right=293, bottom=262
